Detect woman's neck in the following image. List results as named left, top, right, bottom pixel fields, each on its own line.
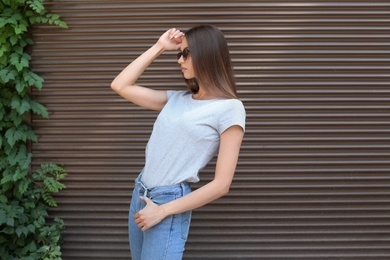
left=192, top=91, right=214, bottom=100
left=192, top=86, right=216, bottom=100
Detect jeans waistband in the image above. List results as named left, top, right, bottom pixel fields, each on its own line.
left=134, top=176, right=190, bottom=199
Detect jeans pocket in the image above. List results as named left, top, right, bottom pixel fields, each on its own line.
left=151, top=193, right=176, bottom=206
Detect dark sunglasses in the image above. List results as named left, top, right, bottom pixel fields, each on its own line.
left=177, top=48, right=190, bottom=60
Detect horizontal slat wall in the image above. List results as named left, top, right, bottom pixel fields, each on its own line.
left=31, top=1, right=390, bottom=259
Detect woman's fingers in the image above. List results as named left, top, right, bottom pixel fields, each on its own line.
left=167, top=28, right=184, bottom=44
left=169, top=29, right=184, bottom=40
left=134, top=212, right=145, bottom=229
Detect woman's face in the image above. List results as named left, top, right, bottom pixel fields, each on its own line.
left=177, top=38, right=195, bottom=79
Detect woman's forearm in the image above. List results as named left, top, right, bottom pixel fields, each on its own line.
left=160, top=178, right=230, bottom=218
left=111, top=42, right=165, bottom=91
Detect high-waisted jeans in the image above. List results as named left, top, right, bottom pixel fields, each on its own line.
left=129, top=176, right=192, bottom=260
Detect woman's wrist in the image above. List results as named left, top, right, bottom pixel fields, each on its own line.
left=159, top=203, right=172, bottom=219
left=153, top=41, right=166, bottom=54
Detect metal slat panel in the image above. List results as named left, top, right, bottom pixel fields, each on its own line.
left=31, top=1, right=390, bottom=259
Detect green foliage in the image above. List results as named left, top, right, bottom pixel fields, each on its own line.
left=0, top=164, right=67, bottom=260
left=0, top=0, right=68, bottom=259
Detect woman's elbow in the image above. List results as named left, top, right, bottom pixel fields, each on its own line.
left=212, top=177, right=233, bottom=198
left=218, top=184, right=231, bottom=198
left=110, top=79, right=120, bottom=92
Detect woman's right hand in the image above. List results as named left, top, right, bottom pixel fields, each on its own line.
left=157, top=28, right=184, bottom=51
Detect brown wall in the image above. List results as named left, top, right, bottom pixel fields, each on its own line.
left=31, top=1, right=390, bottom=259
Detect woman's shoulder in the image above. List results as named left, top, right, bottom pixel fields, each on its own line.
left=218, top=98, right=246, bottom=111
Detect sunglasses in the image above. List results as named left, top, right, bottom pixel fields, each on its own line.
left=177, top=48, right=190, bottom=60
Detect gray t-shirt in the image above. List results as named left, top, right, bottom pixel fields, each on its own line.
left=141, top=90, right=246, bottom=188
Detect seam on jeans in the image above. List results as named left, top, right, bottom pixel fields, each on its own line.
left=162, top=197, right=176, bottom=260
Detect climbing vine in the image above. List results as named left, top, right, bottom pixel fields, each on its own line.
left=0, top=0, right=68, bottom=259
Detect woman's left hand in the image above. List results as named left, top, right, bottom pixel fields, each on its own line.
left=156, top=28, right=184, bottom=51
left=134, top=196, right=164, bottom=231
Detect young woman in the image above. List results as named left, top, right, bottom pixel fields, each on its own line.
left=111, top=25, right=246, bottom=260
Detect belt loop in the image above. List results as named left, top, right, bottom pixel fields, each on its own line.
left=181, top=182, right=186, bottom=196
left=138, top=179, right=148, bottom=198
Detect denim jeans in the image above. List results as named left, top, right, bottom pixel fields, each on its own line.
left=129, top=176, right=192, bottom=260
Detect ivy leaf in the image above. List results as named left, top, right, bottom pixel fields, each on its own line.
left=6, top=216, right=14, bottom=227
left=10, top=35, right=19, bottom=46
left=10, top=95, right=21, bottom=109
left=19, top=151, right=33, bottom=171
left=0, top=68, right=16, bottom=84
left=21, top=53, right=31, bottom=68
left=30, top=100, right=48, bottom=118
left=44, top=13, right=68, bottom=29
left=25, top=128, right=38, bottom=143
left=58, top=20, right=68, bottom=29
left=44, top=178, right=59, bottom=193
left=11, top=95, right=31, bottom=115
left=10, top=144, right=34, bottom=171
left=17, top=37, right=29, bottom=49
left=8, top=110, right=23, bottom=127
left=42, top=193, right=57, bottom=207
left=23, top=70, right=44, bottom=89
left=29, top=15, right=40, bottom=24
left=15, top=78, right=29, bottom=94
left=11, top=13, right=23, bottom=24
left=18, top=19, right=29, bottom=34
left=23, top=241, right=37, bottom=254
left=13, top=24, right=25, bottom=35
left=10, top=53, right=30, bottom=72
left=10, top=53, right=20, bottom=66
left=7, top=144, right=26, bottom=166
left=1, top=173, right=13, bottom=185
left=19, top=96, right=31, bottom=115
left=27, top=0, right=46, bottom=15
left=27, top=224, right=36, bottom=233
left=13, top=167, right=28, bottom=182
left=4, top=125, right=36, bottom=148
left=18, top=178, right=32, bottom=194
left=5, top=127, right=24, bottom=147
left=16, top=226, right=23, bottom=237
left=13, top=45, right=23, bottom=55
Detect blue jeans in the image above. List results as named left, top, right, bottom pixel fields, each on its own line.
left=129, top=176, right=192, bottom=260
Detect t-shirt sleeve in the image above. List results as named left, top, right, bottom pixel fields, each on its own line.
left=166, top=90, right=176, bottom=100
left=166, top=90, right=191, bottom=101
left=218, top=99, right=246, bottom=134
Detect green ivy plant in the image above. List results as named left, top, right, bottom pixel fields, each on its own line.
left=0, top=0, right=68, bottom=259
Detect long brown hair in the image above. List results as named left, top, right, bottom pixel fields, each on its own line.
left=184, top=25, right=238, bottom=99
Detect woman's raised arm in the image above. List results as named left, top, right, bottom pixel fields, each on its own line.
left=111, top=28, right=184, bottom=111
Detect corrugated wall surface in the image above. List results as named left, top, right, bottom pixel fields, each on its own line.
left=31, top=1, right=390, bottom=259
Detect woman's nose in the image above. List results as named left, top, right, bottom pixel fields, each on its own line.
left=177, top=56, right=184, bottom=64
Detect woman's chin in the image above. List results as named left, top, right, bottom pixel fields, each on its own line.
left=183, top=74, right=195, bottom=80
